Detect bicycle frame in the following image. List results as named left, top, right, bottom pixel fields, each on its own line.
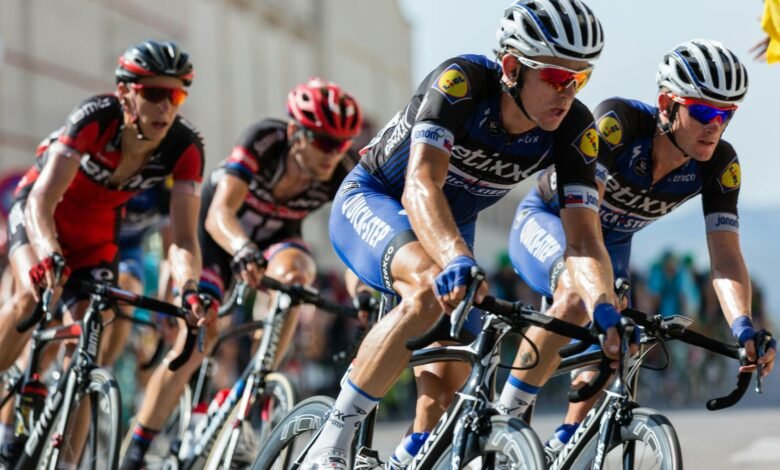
left=14, top=293, right=108, bottom=469
left=181, top=291, right=291, bottom=466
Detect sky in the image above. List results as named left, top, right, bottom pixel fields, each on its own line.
left=398, top=0, right=779, bottom=209
left=397, top=0, right=780, bottom=320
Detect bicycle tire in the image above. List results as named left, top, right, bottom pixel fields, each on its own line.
left=37, top=367, right=121, bottom=469
left=119, top=384, right=192, bottom=468
left=250, top=395, right=334, bottom=470
left=430, top=415, right=545, bottom=469
left=565, top=407, right=682, bottom=470
left=203, top=372, right=298, bottom=470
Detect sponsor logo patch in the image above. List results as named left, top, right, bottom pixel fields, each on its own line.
left=411, top=123, right=454, bottom=154
left=596, top=111, right=623, bottom=149
left=718, top=160, right=740, bottom=192
left=431, top=64, right=471, bottom=104
left=573, top=126, right=599, bottom=163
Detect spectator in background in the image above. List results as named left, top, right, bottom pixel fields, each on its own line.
left=647, top=250, right=700, bottom=318
left=751, top=0, right=780, bottom=63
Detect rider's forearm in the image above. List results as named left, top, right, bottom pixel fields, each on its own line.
left=25, top=192, right=62, bottom=258
left=565, top=237, right=616, bottom=313
left=169, top=237, right=201, bottom=291
left=402, top=179, right=472, bottom=268
left=205, top=205, right=250, bottom=255
left=711, top=251, right=752, bottom=326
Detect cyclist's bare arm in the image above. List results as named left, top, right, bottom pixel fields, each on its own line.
left=707, top=230, right=774, bottom=373
left=560, top=207, right=615, bottom=311
left=402, top=142, right=487, bottom=306
left=204, top=174, right=251, bottom=254
left=403, top=143, right=472, bottom=268
left=25, top=152, right=80, bottom=287
left=168, top=188, right=204, bottom=320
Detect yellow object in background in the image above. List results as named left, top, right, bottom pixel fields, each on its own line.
left=762, top=0, right=780, bottom=63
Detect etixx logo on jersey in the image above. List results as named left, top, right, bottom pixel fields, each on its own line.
left=572, top=126, right=599, bottom=164
left=718, top=160, right=740, bottom=192
left=596, top=111, right=623, bottom=149
left=432, top=63, right=471, bottom=104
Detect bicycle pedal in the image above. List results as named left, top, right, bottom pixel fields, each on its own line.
left=354, top=446, right=384, bottom=469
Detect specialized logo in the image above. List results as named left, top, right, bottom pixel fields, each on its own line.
left=573, top=126, right=599, bottom=163
left=718, top=160, right=740, bottom=192
left=596, top=111, right=623, bottom=149
left=432, top=64, right=471, bottom=104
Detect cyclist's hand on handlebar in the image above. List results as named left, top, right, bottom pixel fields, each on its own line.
left=353, top=290, right=377, bottom=327
left=733, top=316, right=777, bottom=377
left=182, top=281, right=207, bottom=327
left=594, top=303, right=639, bottom=360
left=230, top=243, right=266, bottom=288
left=28, top=253, right=71, bottom=300
left=434, top=256, right=488, bottom=313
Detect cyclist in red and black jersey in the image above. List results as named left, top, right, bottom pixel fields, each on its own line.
left=0, top=40, right=207, bottom=463
left=120, top=77, right=365, bottom=469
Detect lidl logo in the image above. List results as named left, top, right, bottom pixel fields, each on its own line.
left=597, top=112, right=622, bottom=149
left=574, top=127, right=599, bottom=163
left=719, top=161, right=740, bottom=192
left=432, top=64, right=471, bottom=104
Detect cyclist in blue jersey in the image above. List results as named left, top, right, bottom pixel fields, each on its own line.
left=303, top=1, right=631, bottom=468
left=502, top=39, right=776, bottom=459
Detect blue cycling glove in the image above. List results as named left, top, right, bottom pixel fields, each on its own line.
left=731, top=316, right=777, bottom=350
left=593, top=303, right=639, bottom=344
left=434, top=256, right=477, bottom=297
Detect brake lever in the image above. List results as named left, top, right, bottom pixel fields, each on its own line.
left=449, top=267, right=485, bottom=339
left=755, top=332, right=772, bottom=394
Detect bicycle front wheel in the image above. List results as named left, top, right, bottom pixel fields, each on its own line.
left=204, top=372, right=298, bottom=470
left=38, top=367, right=121, bottom=470
left=250, top=395, right=333, bottom=470
left=566, top=407, right=682, bottom=470
left=431, top=415, right=545, bottom=469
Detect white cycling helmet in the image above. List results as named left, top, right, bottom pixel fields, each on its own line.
left=497, top=0, right=604, bottom=61
left=656, top=39, right=748, bottom=105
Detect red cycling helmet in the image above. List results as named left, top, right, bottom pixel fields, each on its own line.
left=287, top=78, right=363, bottom=140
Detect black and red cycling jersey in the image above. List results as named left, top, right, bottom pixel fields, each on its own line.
left=198, top=118, right=357, bottom=298
left=10, top=94, right=204, bottom=275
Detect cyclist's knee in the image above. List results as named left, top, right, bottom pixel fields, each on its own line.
left=397, top=284, right=440, bottom=326
left=266, top=249, right=316, bottom=286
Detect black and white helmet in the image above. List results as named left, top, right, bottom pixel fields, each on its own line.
left=656, top=39, right=748, bottom=105
left=115, top=40, right=194, bottom=86
left=496, top=0, right=604, bottom=61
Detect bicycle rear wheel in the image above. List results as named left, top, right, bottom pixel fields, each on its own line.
left=566, top=407, right=682, bottom=470
left=431, top=415, right=545, bottom=469
left=37, top=367, right=121, bottom=469
left=250, top=395, right=333, bottom=470
left=204, top=372, right=298, bottom=470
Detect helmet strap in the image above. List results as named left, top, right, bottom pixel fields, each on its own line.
left=501, top=68, right=538, bottom=126
left=657, top=103, right=688, bottom=158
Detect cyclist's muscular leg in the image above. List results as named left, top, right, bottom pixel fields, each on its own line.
left=0, top=245, right=43, bottom=371
left=497, top=272, right=589, bottom=417
left=263, top=246, right=316, bottom=369
left=413, top=360, right=469, bottom=431
left=136, top=317, right=218, bottom=430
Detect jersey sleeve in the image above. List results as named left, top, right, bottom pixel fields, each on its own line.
left=409, top=57, right=490, bottom=155
left=701, top=142, right=740, bottom=233
left=593, top=98, right=634, bottom=186
left=53, top=95, right=119, bottom=158
left=224, top=122, right=282, bottom=183
left=552, top=99, right=599, bottom=212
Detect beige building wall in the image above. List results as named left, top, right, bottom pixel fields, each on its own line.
left=0, top=0, right=412, bottom=269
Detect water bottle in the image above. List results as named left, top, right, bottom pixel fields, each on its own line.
left=15, top=374, right=47, bottom=436
left=178, top=402, right=207, bottom=459
left=389, top=432, right=430, bottom=467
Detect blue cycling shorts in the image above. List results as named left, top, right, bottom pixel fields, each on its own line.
left=118, top=242, right=145, bottom=285
left=330, top=164, right=481, bottom=335
left=508, top=188, right=631, bottom=299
